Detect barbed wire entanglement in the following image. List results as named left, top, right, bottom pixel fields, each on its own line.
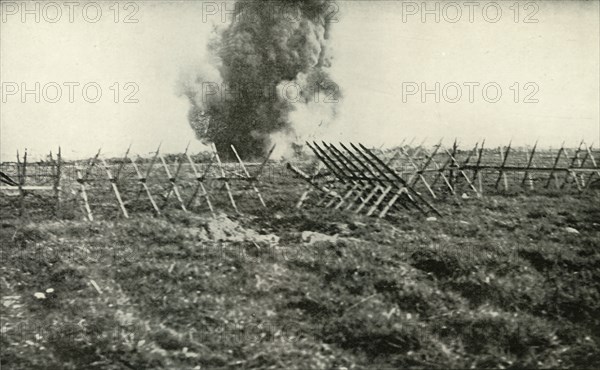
left=2, top=140, right=599, bottom=221
left=287, top=140, right=600, bottom=219
left=0, top=144, right=276, bottom=220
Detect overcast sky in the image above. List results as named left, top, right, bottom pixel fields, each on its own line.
left=1, top=0, right=599, bottom=160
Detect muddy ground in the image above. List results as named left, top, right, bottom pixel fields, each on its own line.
left=1, top=176, right=599, bottom=369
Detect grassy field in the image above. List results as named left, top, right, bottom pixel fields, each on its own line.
left=1, top=167, right=599, bottom=369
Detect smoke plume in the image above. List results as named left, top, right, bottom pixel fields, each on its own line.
left=179, top=0, right=340, bottom=159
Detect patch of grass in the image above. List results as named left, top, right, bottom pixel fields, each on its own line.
left=1, top=185, right=599, bottom=368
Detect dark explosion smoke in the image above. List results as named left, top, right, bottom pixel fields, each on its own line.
left=180, top=0, right=340, bottom=159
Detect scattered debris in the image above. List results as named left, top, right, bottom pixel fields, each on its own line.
left=90, top=280, right=103, bottom=295
left=206, top=215, right=279, bottom=245
left=301, top=231, right=338, bottom=245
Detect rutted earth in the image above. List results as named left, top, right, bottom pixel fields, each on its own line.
left=1, top=192, right=600, bottom=369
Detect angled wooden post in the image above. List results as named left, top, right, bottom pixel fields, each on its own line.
left=384, top=138, right=407, bottom=168
left=401, top=140, right=441, bottom=198
left=231, top=145, right=266, bottom=208
left=83, top=148, right=102, bottom=181
left=76, top=167, right=93, bottom=221
left=130, top=157, right=160, bottom=215
left=358, top=143, right=442, bottom=216
left=545, top=143, right=565, bottom=189
left=49, top=148, right=62, bottom=217
left=323, top=144, right=362, bottom=209
left=334, top=143, right=384, bottom=210
left=159, top=152, right=188, bottom=212
left=413, top=138, right=428, bottom=159
left=101, top=158, right=129, bottom=218
left=337, top=142, right=383, bottom=212
left=561, top=141, right=584, bottom=190
left=495, top=141, right=512, bottom=191
left=55, top=147, right=62, bottom=216
left=428, top=150, right=455, bottom=195
left=470, top=139, right=486, bottom=184
left=443, top=148, right=481, bottom=198
left=73, top=148, right=101, bottom=221
left=310, top=142, right=352, bottom=208
left=145, top=144, right=161, bottom=180
left=379, top=187, right=409, bottom=218
left=521, top=140, right=538, bottom=190
left=296, top=161, right=324, bottom=209
left=450, top=142, right=478, bottom=192
left=135, top=145, right=161, bottom=201
left=185, top=152, right=215, bottom=217
left=352, top=143, right=427, bottom=216
left=286, top=163, right=341, bottom=201
left=448, top=140, right=458, bottom=189
left=578, top=142, right=591, bottom=187
left=323, top=142, right=371, bottom=209
left=114, top=144, right=131, bottom=181
left=326, top=142, right=388, bottom=213
left=560, top=148, right=582, bottom=192
left=253, top=144, right=276, bottom=180
left=430, top=150, right=454, bottom=193
left=338, top=143, right=386, bottom=213
left=212, top=143, right=240, bottom=214
left=582, top=144, right=600, bottom=192
left=16, top=150, right=27, bottom=217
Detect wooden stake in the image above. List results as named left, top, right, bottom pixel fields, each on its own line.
left=582, top=145, right=600, bottom=192
left=16, top=150, right=26, bottom=217
left=379, top=187, right=408, bottom=218
left=323, top=142, right=371, bottom=209
left=443, top=148, right=481, bottom=198
left=561, top=148, right=582, bottom=191
left=55, top=147, right=62, bottom=216
left=400, top=143, right=439, bottom=199
left=114, top=144, right=131, bottom=181
left=212, top=143, right=240, bottom=214
left=231, top=145, right=266, bottom=208
left=297, top=162, right=322, bottom=209
left=253, top=144, right=276, bottom=180
left=307, top=142, right=351, bottom=208
left=495, top=141, right=511, bottom=191
left=470, top=139, right=486, bottom=184
left=561, top=141, right=584, bottom=190
left=338, top=142, right=393, bottom=213
left=130, top=157, right=161, bottom=215
left=367, top=185, right=392, bottom=216
left=185, top=152, right=215, bottom=218
left=76, top=167, right=93, bottom=221
left=159, top=154, right=187, bottom=212
left=545, top=143, right=565, bottom=189
left=101, top=158, right=129, bottom=218
left=521, top=140, right=538, bottom=190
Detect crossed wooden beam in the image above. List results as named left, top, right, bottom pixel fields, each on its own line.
left=66, top=143, right=274, bottom=220
left=288, top=141, right=441, bottom=218
left=291, top=140, right=599, bottom=219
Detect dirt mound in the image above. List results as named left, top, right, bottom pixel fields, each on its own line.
left=205, top=214, right=280, bottom=246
